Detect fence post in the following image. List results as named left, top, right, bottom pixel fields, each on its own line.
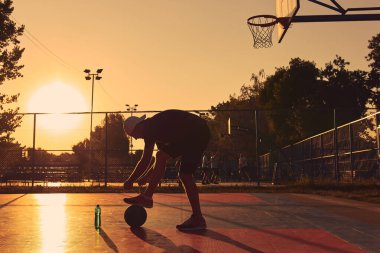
left=290, top=144, right=293, bottom=179
left=255, top=109, right=260, bottom=187
left=333, top=108, right=340, bottom=182
left=310, top=139, right=313, bottom=180
left=320, top=134, right=324, bottom=177
left=104, top=113, right=108, bottom=187
left=349, top=124, right=354, bottom=183
left=302, top=141, right=305, bottom=178
left=32, top=113, right=36, bottom=188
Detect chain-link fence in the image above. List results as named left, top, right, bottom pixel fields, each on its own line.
left=262, top=111, right=380, bottom=183
left=0, top=110, right=258, bottom=187
left=2, top=109, right=379, bottom=187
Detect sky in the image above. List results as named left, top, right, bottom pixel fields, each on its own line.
left=3, top=0, right=380, bottom=150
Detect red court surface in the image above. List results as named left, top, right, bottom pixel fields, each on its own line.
left=0, top=193, right=379, bottom=252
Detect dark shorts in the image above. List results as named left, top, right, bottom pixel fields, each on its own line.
left=157, top=123, right=210, bottom=174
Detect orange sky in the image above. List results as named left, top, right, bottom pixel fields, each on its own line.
left=3, top=0, right=380, bottom=150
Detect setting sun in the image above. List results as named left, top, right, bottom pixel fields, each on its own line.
left=27, top=81, right=87, bottom=133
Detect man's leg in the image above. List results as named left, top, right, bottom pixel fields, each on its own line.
left=178, top=171, right=202, bottom=217
left=143, top=150, right=170, bottom=197
left=176, top=171, right=206, bottom=231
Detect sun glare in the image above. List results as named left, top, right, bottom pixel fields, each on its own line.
left=28, top=81, right=87, bottom=132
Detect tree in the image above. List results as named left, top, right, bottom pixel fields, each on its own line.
left=209, top=35, right=378, bottom=158
left=257, top=56, right=372, bottom=148
left=0, top=0, right=24, bottom=144
left=366, top=33, right=380, bottom=106
left=321, top=56, right=370, bottom=125
left=0, top=141, right=24, bottom=170
left=72, top=139, right=90, bottom=179
left=88, top=113, right=130, bottom=161
left=209, top=76, right=262, bottom=164
left=72, top=113, right=130, bottom=178
left=259, top=58, right=326, bottom=146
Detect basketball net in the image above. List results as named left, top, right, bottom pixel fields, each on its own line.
left=247, top=15, right=278, bottom=49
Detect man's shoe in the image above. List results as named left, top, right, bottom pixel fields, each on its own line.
left=176, top=215, right=207, bottom=231
left=123, top=194, right=153, bottom=208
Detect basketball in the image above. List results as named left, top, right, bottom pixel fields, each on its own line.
left=124, top=205, right=147, bottom=228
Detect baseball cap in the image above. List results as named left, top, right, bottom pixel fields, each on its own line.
left=123, top=114, right=146, bottom=135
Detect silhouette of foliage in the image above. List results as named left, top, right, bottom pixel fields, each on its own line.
left=0, top=0, right=24, bottom=144
left=367, top=33, right=380, bottom=106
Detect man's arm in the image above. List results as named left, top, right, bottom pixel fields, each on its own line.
left=137, top=156, right=156, bottom=185
left=124, top=143, right=154, bottom=188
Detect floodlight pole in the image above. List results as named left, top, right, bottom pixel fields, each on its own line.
left=84, top=68, right=103, bottom=181
left=84, top=69, right=103, bottom=136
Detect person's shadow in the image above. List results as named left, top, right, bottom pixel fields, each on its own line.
left=131, top=227, right=201, bottom=253
left=131, top=227, right=264, bottom=253
left=181, top=229, right=265, bottom=253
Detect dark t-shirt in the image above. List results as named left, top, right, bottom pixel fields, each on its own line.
left=137, top=110, right=209, bottom=156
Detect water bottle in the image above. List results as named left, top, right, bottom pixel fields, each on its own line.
left=95, top=204, right=101, bottom=229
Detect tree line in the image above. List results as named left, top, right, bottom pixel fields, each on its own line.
left=70, top=32, right=380, bottom=169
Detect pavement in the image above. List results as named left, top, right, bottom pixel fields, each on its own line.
left=0, top=192, right=379, bottom=252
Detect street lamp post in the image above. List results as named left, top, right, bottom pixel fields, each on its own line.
left=84, top=68, right=103, bottom=182
left=126, top=104, right=138, bottom=155
left=84, top=68, right=103, bottom=135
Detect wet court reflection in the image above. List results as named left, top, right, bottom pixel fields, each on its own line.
left=35, top=194, right=67, bottom=253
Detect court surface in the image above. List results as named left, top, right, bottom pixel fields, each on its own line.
left=0, top=192, right=379, bottom=252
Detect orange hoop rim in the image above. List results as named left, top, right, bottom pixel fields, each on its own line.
left=247, top=15, right=278, bottom=27
left=247, top=15, right=290, bottom=27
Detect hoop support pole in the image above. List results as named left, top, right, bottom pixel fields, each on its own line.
left=292, top=14, right=380, bottom=23
left=347, top=7, right=380, bottom=12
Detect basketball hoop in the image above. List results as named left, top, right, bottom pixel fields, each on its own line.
left=247, top=15, right=285, bottom=49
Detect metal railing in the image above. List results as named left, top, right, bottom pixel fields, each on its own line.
left=0, top=110, right=256, bottom=187
left=260, top=111, right=380, bottom=183
left=3, top=109, right=378, bottom=187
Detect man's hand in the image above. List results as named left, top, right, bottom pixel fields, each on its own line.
left=123, top=180, right=133, bottom=190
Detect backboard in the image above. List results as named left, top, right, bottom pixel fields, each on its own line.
left=276, top=0, right=300, bottom=43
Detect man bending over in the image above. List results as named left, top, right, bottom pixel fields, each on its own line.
left=123, top=109, right=210, bottom=231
